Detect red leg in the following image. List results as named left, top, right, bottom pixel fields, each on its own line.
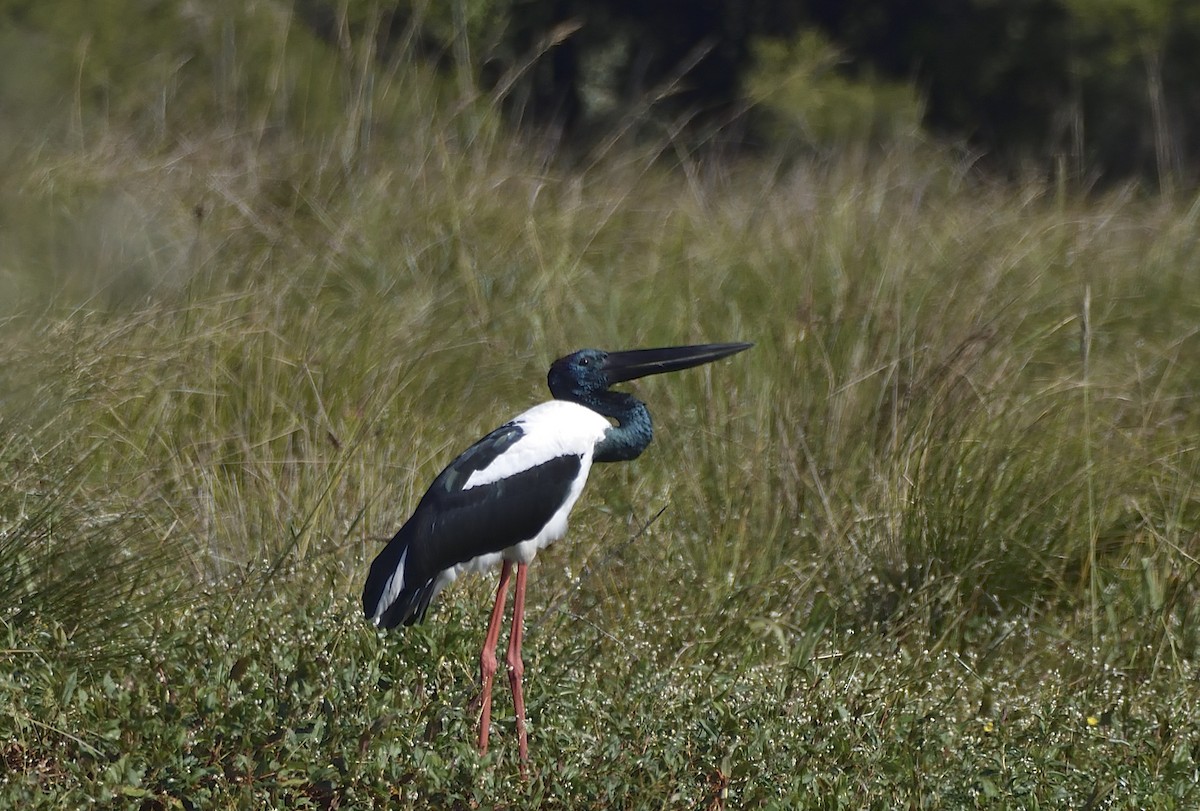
left=506, top=563, right=529, bottom=764
left=478, top=561, right=512, bottom=755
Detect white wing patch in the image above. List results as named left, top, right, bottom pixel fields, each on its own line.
left=463, top=401, right=610, bottom=490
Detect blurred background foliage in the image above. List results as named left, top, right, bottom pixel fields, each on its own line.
left=2, top=0, right=1199, bottom=184
left=296, top=0, right=1200, bottom=184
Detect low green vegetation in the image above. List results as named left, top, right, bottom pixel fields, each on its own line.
left=1, top=3, right=1198, bottom=807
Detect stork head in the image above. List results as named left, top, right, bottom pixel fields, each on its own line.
left=547, top=342, right=752, bottom=402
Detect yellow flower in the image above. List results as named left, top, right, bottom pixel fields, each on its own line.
left=1086, top=715, right=1100, bottom=727
left=982, top=720, right=995, bottom=733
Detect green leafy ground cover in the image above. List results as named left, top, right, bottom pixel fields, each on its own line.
left=1, top=3, right=1199, bottom=807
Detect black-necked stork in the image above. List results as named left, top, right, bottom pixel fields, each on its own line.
left=362, top=341, right=751, bottom=762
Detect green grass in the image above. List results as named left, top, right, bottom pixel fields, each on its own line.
left=2, top=3, right=1200, bottom=807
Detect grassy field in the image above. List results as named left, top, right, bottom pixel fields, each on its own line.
left=2, top=5, right=1200, bottom=808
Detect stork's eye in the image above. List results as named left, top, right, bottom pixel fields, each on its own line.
left=579, top=357, right=590, bottom=366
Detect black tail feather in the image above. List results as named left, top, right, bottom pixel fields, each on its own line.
left=362, top=525, right=411, bottom=623
left=363, top=520, right=443, bottom=629
left=376, top=580, right=439, bottom=628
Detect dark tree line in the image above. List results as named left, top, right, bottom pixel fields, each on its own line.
left=805, top=0, right=1200, bottom=184
left=298, top=0, right=1200, bottom=184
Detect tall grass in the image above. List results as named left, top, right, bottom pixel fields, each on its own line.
left=1, top=2, right=1198, bottom=805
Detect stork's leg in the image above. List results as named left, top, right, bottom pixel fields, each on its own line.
left=506, top=562, right=529, bottom=763
left=478, top=560, right=513, bottom=755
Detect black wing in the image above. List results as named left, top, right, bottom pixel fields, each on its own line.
left=363, top=422, right=582, bottom=628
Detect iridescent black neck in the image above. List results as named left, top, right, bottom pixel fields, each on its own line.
left=562, top=389, right=653, bottom=463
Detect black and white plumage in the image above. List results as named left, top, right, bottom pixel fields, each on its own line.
left=363, top=400, right=609, bottom=628
left=362, top=341, right=752, bottom=763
